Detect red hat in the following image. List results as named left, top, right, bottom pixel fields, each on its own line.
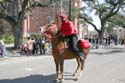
left=60, top=14, right=67, bottom=18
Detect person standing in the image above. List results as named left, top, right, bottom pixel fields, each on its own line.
left=95, top=36, right=99, bottom=49
left=26, top=37, right=33, bottom=56
left=59, top=14, right=84, bottom=60
left=39, top=38, right=46, bottom=55
left=0, top=40, right=7, bottom=59
left=32, top=37, right=39, bottom=54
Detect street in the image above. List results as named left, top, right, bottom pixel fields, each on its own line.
left=0, top=45, right=125, bottom=83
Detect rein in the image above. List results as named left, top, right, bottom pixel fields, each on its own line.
left=51, top=35, right=65, bottom=53
left=52, top=47, right=65, bottom=53
left=42, top=25, right=66, bottom=53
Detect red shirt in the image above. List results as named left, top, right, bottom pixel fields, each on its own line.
left=60, top=20, right=78, bottom=36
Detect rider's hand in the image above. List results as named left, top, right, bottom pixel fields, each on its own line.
left=62, top=35, right=65, bottom=37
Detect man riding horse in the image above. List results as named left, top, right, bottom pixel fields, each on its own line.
left=60, top=14, right=84, bottom=61
left=41, top=14, right=90, bottom=82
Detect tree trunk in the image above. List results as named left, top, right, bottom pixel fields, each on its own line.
left=0, top=0, right=29, bottom=49
left=13, top=25, right=23, bottom=49
left=13, top=0, right=29, bottom=49
left=99, top=26, right=105, bottom=44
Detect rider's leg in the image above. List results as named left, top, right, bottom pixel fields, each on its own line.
left=67, top=35, right=84, bottom=60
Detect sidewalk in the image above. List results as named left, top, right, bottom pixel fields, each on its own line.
left=90, top=45, right=125, bottom=54
left=1, top=44, right=125, bottom=61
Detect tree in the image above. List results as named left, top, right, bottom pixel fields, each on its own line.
left=79, top=0, right=125, bottom=43
left=0, top=0, right=55, bottom=49
left=108, top=13, right=125, bottom=28
left=0, top=17, right=12, bottom=37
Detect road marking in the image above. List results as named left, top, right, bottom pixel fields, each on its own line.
left=24, top=68, right=32, bottom=71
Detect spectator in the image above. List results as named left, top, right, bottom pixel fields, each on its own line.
left=121, top=37, right=125, bottom=45
left=0, top=40, right=7, bottom=59
left=19, top=43, right=28, bottom=55
left=32, top=37, right=39, bottom=54
left=45, top=41, right=49, bottom=54
left=107, top=36, right=111, bottom=46
left=91, top=36, right=96, bottom=49
left=95, top=36, right=99, bottom=49
left=39, top=38, right=46, bottom=55
left=0, top=46, right=2, bottom=55
left=26, top=37, right=33, bottom=56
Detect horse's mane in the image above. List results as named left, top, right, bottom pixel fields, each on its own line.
left=56, top=30, right=65, bottom=42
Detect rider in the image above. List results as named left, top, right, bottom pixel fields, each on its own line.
left=59, top=14, right=84, bottom=60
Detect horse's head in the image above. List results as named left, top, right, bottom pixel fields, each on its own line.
left=41, top=24, right=59, bottom=41
left=41, top=24, right=65, bottom=50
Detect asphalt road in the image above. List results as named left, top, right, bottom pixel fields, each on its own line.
left=0, top=45, right=125, bottom=83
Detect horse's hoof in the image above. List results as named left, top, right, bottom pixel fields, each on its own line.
left=73, top=73, right=76, bottom=76
left=54, top=78, right=60, bottom=82
left=74, top=77, right=79, bottom=81
left=60, top=78, right=64, bottom=82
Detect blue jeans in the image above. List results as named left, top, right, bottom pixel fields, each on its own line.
left=1, top=46, right=7, bottom=58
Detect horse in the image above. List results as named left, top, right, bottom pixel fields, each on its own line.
left=41, top=24, right=90, bottom=82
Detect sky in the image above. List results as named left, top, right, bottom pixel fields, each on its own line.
left=87, top=11, right=101, bottom=31
left=82, top=0, right=104, bottom=31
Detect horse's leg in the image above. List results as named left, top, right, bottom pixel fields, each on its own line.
left=54, top=59, right=60, bottom=82
left=79, top=60, right=85, bottom=76
left=78, top=49, right=89, bottom=74
left=78, top=53, right=88, bottom=79
left=75, top=58, right=85, bottom=81
left=75, top=49, right=89, bottom=80
left=73, top=57, right=81, bottom=76
left=60, top=60, right=64, bottom=82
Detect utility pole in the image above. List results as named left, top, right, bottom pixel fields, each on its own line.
left=69, top=0, right=71, bottom=20
left=60, top=0, right=63, bottom=14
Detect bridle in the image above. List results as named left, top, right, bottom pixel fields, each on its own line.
left=41, top=24, right=65, bottom=52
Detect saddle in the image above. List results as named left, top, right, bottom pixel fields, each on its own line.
left=78, top=39, right=91, bottom=49
left=64, top=39, right=91, bottom=56
left=64, top=38, right=91, bottom=50
left=78, top=39, right=91, bottom=55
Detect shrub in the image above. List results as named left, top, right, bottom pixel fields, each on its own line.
left=2, top=35, right=14, bottom=44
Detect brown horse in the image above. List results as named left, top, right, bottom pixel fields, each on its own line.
left=41, top=24, right=90, bottom=82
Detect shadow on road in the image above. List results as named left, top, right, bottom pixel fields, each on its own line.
left=0, top=74, right=56, bottom=83
left=0, top=72, right=77, bottom=83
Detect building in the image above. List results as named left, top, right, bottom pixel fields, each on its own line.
left=6, top=0, right=85, bottom=38
left=24, top=0, right=86, bottom=37
left=6, top=0, right=59, bottom=37
left=24, top=0, right=58, bottom=37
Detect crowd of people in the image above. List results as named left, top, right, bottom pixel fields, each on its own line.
left=20, top=37, right=50, bottom=56
left=85, top=35, right=125, bottom=49
left=0, top=35, right=125, bottom=59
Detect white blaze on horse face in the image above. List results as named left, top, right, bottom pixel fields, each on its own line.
left=40, top=26, right=46, bottom=33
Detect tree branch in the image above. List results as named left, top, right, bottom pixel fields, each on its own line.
left=108, top=19, right=125, bottom=28
left=79, top=15, right=100, bottom=33
left=0, top=13, right=17, bottom=27
left=0, top=2, right=6, bottom=9
left=105, top=1, right=121, bottom=19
